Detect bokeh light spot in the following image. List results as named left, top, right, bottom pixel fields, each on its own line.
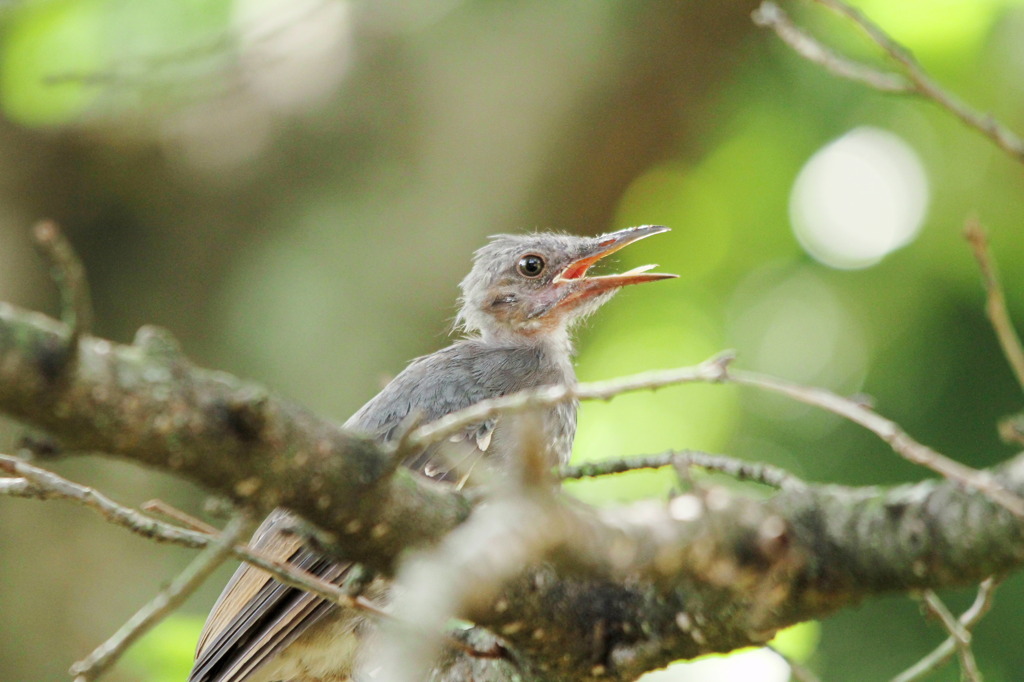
left=728, top=265, right=867, bottom=427
left=790, top=127, right=929, bottom=269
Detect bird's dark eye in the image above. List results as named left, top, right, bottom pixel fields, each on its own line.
left=517, top=254, right=546, bottom=278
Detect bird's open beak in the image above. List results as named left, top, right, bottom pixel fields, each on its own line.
left=552, top=226, right=677, bottom=303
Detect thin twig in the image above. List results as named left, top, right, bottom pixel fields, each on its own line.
left=965, top=219, right=1024, bottom=394
left=819, top=0, right=1024, bottom=160
left=892, top=578, right=1001, bottom=682
left=0, top=454, right=378, bottom=611
left=752, top=2, right=909, bottom=92
left=142, top=498, right=219, bottom=535
left=31, top=220, right=93, bottom=351
left=919, top=591, right=981, bottom=682
left=920, top=590, right=972, bottom=648
left=0, top=476, right=45, bottom=496
left=0, top=454, right=504, bottom=661
left=753, top=0, right=1024, bottom=162
left=410, top=348, right=1021, bottom=514
left=408, top=351, right=733, bottom=452
left=812, top=0, right=1024, bottom=160
left=229, top=543, right=505, bottom=661
left=724, top=368, right=1024, bottom=517
left=69, top=514, right=253, bottom=681
left=236, top=542, right=391, bottom=618
left=0, top=454, right=210, bottom=547
left=560, top=449, right=805, bottom=490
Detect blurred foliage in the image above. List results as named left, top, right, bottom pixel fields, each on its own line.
left=123, top=614, right=206, bottom=682
left=642, top=623, right=821, bottom=682
left=2, top=0, right=1024, bottom=680
left=1, top=0, right=232, bottom=126
left=772, top=621, right=822, bottom=663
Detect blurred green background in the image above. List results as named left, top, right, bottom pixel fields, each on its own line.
left=2, top=0, right=1024, bottom=680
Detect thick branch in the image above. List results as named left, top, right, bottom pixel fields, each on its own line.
left=0, top=302, right=469, bottom=572
left=370, top=457, right=1024, bottom=681
left=475, top=462, right=1024, bottom=679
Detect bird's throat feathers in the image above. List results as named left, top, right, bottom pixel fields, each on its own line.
left=456, top=287, right=617, bottom=354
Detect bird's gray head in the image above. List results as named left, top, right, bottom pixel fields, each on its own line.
left=455, top=225, right=676, bottom=345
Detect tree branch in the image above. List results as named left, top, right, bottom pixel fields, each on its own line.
left=31, top=220, right=93, bottom=357
left=0, top=301, right=469, bottom=574
left=723, top=367, right=1024, bottom=516
left=407, top=351, right=733, bottom=452
left=560, top=449, right=805, bottom=490
left=918, top=590, right=981, bottom=682
left=753, top=0, right=1024, bottom=163
left=752, top=2, right=910, bottom=93
left=1, top=453, right=213, bottom=546
left=368, top=455, right=1024, bottom=680
left=4, top=302, right=1024, bottom=680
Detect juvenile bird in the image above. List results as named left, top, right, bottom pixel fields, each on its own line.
left=189, top=226, right=676, bottom=681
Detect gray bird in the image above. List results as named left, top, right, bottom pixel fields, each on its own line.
left=189, top=225, right=676, bottom=682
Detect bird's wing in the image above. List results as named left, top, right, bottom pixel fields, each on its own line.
left=189, top=510, right=351, bottom=682
left=348, top=344, right=514, bottom=482
left=190, top=342, right=556, bottom=681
